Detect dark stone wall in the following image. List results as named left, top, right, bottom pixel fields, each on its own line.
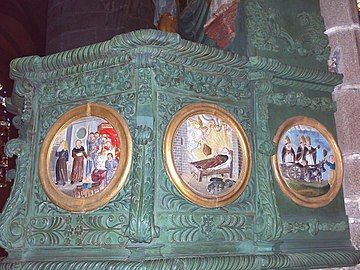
left=46, top=0, right=156, bottom=54
left=320, top=0, right=360, bottom=251
left=0, top=0, right=48, bottom=259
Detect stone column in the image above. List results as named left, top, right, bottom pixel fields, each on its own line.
left=46, top=0, right=155, bottom=54
left=320, top=0, right=360, bottom=250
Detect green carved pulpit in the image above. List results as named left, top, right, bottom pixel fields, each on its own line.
left=0, top=1, right=359, bottom=268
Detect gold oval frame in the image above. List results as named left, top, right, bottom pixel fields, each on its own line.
left=39, top=103, right=132, bottom=212
left=272, top=116, right=343, bottom=208
left=163, top=103, right=252, bottom=208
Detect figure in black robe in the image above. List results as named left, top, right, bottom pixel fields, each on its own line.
left=55, top=148, right=68, bottom=185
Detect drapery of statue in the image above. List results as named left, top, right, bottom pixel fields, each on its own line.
left=1, top=0, right=360, bottom=269
left=179, top=0, right=330, bottom=71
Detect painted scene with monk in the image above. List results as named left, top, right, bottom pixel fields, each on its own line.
left=49, top=116, right=120, bottom=198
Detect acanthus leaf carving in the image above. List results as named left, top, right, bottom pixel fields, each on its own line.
left=33, top=177, right=64, bottom=215
left=137, top=68, right=153, bottom=104
left=0, top=139, right=31, bottom=249
left=160, top=168, right=198, bottom=211
left=297, top=12, right=330, bottom=62
left=246, top=0, right=330, bottom=62
left=99, top=185, right=132, bottom=213
left=246, top=0, right=307, bottom=56
left=250, top=76, right=283, bottom=242
left=39, top=65, right=133, bottom=105
left=268, top=91, right=336, bottom=112
left=8, top=79, right=36, bottom=129
left=126, top=125, right=159, bottom=243
left=167, top=214, right=251, bottom=242
left=154, top=62, right=248, bottom=101
left=39, top=104, right=74, bottom=142
left=104, top=92, right=136, bottom=128
left=26, top=214, right=128, bottom=247
left=282, top=220, right=348, bottom=236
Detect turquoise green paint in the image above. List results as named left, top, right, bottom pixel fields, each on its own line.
left=0, top=2, right=358, bottom=267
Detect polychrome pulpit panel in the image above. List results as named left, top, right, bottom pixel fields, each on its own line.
left=0, top=6, right=359, bottom=268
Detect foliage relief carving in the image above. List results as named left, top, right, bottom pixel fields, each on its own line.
left=282, top=220, right=348, bottom=236
left=1, top=28, right=356, bottom=267
left=154, top=62, right=248, bottom=100
left=27, top=214, right=128, bottom=247
left=126, top=125, right=159, bottom=243
left=0, top=139, right=30, bottom=249
left=251, top=76, right=283, bottom=242
left=297, top=12, right=330, bottom=62
left=167, top=214, right=252, bottom=242
left=246, top=0, right=306, bottom=55
left=268, top=92, right=336, bottom=112
left=39, top=66, right=133, bottom=105
left=246, top=1, right=329, bottom=62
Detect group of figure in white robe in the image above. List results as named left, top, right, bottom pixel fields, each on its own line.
left=281, top=135, right=319, bottom=166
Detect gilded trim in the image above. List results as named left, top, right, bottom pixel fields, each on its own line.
left=39, top=103, right=132, bottom=212
left=272, top=116, right=343, bottom=208
left=163, top=103, right=251, bottom=208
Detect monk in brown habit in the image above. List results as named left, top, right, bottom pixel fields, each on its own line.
left=70, top=139, right=87, bottom=184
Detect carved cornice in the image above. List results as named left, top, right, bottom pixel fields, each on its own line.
left=272, top=77, right=336, bottom=93
left=248, top=56, right=342, bottom=90
left=9, top=30, right=341, bottom=93
left=1, top=250, right=359, bottom=269
left=10, top=30, right=248, bottom=82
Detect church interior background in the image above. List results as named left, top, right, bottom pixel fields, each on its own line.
left=0, top=0, right=360, bottom=269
